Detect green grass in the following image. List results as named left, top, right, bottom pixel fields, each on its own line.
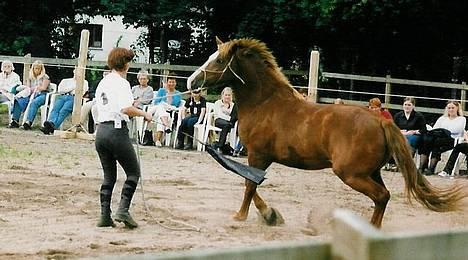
left=0, top=104, right=8, bottom=114
left=0, top=144, right=35, bottom=158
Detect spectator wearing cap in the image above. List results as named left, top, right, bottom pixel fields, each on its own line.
left=175, top=89, right=206, bottom=150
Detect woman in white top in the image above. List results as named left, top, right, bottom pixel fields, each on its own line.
left=419, top=100, right=466, bottom=175
left=94, top=48, right=152, bottom=229
left=0, top=60, right=21, bottom=103
left=213, top=87, right=238, bottom=153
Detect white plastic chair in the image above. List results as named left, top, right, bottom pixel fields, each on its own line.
left=201, top=103, right=238, bottom=152
left=191, top=102, right=213, bottom=151
left=22, top=83, right=57, bottom=126
left=138, top=100, right=186, bottom=146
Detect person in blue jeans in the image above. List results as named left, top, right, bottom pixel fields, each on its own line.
left=9, top=60, right=50, bottom=129
left=41, top=70, right=89, bottom=134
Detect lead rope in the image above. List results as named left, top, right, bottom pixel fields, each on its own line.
left=132, top=118, right=201, bottom=232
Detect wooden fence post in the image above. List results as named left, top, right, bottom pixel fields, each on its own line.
left=70, top=29, right=89, bottom=129
left=384, top=74, right=391, bottom=108
left=308, top=50, right=319, bottom=103
left=22, top=54, right=32, bottom=84
left=461, top=82, right=466, bottom=115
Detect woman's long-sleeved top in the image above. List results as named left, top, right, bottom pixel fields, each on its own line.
left=131, top=85, right=154, bottom=106
left=433, top=116, right=466, bottom=138
left=393, top=110, right=427, bottom=133
left=213, top=99, right=234, bottom=121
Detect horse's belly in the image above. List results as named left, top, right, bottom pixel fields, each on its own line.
left=276, top=158, right=332, bottom=171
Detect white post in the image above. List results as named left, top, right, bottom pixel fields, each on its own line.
left=308, top=50, right=319, bottom=103
left=384, top=75, right=391, bottom=108
left=71, top=30, right=89, bottom=129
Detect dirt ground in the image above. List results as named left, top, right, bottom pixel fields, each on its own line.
left=1, top=122, right=468, bottom=259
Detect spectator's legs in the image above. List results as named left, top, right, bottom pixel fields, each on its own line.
left=184, top=116, right=199, bottom=149
left=52, top=96, right=74, bottom=129
left=11, top=100, right=22, bottom=121
left=215, top=118, right=232, bottom=147
left=442, top=143, right=468, bottom=174
left=176, top=117, right=190, bottom=148
left=405, top=134, right=421, bottom=157
left=25, top=93, right=46, bottom=123
left=47, top=95, right=67, bottom=127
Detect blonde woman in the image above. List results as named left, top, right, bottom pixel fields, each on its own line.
left=8, top=60, right=50, bottom=128
left=213, top=86, right=237, bottom=153
left=419, top=100, right=466, bottom=175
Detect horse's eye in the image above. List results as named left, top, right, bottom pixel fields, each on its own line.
left=216, top=58, right=223, bottom=64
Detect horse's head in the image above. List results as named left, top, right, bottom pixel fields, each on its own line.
left=187, top=37, right=287, bottom=92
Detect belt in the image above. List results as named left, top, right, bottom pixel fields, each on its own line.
left=100, top=120, right=128, bottom=127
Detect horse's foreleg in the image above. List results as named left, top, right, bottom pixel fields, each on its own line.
left=233, top=179, right=257, bottom=221
left=233, top=156, right=271, bottom=222
left=340, top=171, right=390, bottom=228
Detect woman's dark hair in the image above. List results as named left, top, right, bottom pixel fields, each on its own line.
left=404, top=96, right=416, bottom=106
left=107, top=48, right=134, bottom=71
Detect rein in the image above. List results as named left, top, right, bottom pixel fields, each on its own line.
left=199, top=55, right=246, bottom=87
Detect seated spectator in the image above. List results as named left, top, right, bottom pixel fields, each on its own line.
left=334, top=98, right=344, bottom=104
left=368, top=97, right=392, bottom=120
left=437, top=131, right=468, bottom=177
left=213, top=86, right=238, bottom=153
left=393, top=97, right=427, bottom=156
left=40, top=69, right=89, bottom=134
left=175, top=89, right=206, bottom=150
left=80, top=68, right=109, bottom=133
left=147, top=73, right=182, bottom=146
left=131, top=70, right=154, bottom=109
left=419, top=100, right=466, bottom=175
left=8, top=60, right=50, bottom=129
left=0, top=60, right=22, bottom=104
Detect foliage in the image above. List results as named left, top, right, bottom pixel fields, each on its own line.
left=1, top=0, right=468, bottom=84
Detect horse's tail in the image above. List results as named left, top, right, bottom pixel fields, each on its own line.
left=381, top=119, right=467, bottom=211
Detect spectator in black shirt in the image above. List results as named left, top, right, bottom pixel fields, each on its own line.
left=393, top=97, right=427, bottom=156
left=175, top=89, right=207, bottom=150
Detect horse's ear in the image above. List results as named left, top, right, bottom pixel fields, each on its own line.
left=215, top=36, right=223, bottom=47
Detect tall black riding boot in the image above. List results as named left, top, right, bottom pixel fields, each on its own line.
left=418, top=154, right=429, bottom=173
left=115, top=179, right=139, bottom=229
left=97, top=184, right=115, bottom=227
left=115, top=198, right=138, bottom=229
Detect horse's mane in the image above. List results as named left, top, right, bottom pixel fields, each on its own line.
left=220, top=38, right=291, bottom=86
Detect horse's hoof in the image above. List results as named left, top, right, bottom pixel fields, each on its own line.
left=233, top=212, right=247, bottom=221
left=258, top=207, right=284, bottom=226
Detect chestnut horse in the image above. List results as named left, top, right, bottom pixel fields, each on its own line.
left=188, top=38, right=466, bottom=227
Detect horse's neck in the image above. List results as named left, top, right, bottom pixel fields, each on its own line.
left=236, top=71, right=298, bottom=109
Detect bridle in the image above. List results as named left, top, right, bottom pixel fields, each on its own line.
left=198, top=54, right=246, bottom=88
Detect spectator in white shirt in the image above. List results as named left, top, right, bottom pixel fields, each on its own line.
left=418, top=100, right=466, bottom=175
left=41, top=69, right=89, bottom=134
left=0, top=60, right=21, bottom=103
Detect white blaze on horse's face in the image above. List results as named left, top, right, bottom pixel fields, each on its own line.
left=186, top=51, right=220, bottom=90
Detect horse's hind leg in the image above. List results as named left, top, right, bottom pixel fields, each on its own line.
left=339, top=170, right=390, bottom=228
